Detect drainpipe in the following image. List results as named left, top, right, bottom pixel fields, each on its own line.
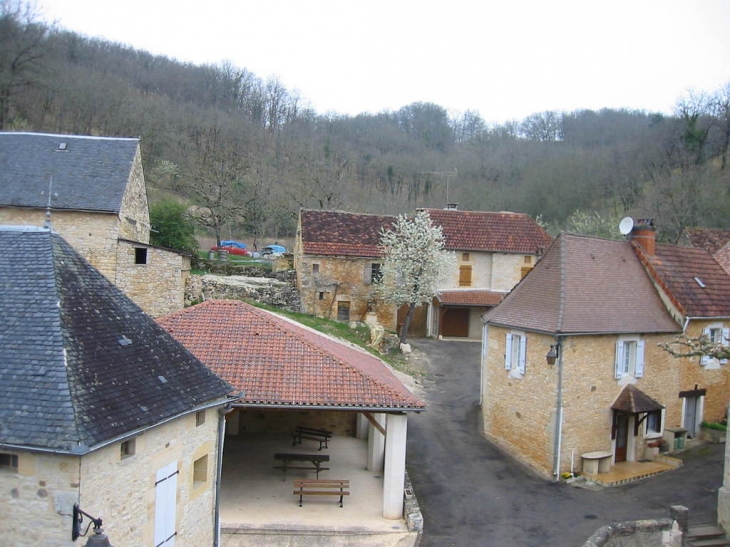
left=552, top=336, right=564, bottom=480
left=214, top=406, right=227, bottom=547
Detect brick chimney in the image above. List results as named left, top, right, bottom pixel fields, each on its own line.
left=630, top=218, right=656, bottom=256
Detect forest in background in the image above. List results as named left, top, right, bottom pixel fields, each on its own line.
left=3, top=1, right=730, bottom=244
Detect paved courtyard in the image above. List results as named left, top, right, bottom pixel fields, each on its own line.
left=406, top=338, right=724, bottom=547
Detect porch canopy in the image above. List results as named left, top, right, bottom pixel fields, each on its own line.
left=157, top=299, right=425, bottom=519
left=611, top=384, right=664, bottom=435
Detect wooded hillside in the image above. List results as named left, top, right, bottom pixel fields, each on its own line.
left=3, top=1, right=730, bottom=242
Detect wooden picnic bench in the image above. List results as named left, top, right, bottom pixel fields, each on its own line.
left=293, top=479, right=350, bottom=507
left=273, top=453, right=330, bottom=479
left=291, top=426, right=332, bottom=450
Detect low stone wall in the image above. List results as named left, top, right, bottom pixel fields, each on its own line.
left=583, top=506, right=686, bottom=547
left=185, top=272, right=300, bottom=311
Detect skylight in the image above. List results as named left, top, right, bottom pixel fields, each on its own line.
left=694, top=277, right=706, bottom=288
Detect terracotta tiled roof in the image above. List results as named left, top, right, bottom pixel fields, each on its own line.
left=484, top=233, right=680, bottom=335
left=300, top=209, right=396, bottom=257
left=420, top=208, right=552, bottom=253
left=157, top=300, right=424, bottom=411
left=611, top=385, right=663, bottom=413
left=647, top=244, right=730, bottom=318
left=683, top=228, right=730, bottom=255
left=437, top=290, right=504, bottom=307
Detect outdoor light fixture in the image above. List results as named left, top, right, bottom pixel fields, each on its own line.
left=72, top=504, right=114, bottom=546
left=546, top=344, right=559, bottom=365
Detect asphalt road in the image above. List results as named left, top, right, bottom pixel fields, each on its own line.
left=405, top=338, right=724, bottom=547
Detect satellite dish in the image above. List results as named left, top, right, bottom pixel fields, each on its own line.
left=618, top=217, right=634, bottom=236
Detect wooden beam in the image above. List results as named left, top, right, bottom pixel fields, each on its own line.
left=363, top=412, right=386, bottom=436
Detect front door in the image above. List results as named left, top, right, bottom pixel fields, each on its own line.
left=615, top=413, right=629, bottom=462
left=442, top=308, right=470, bottom=337
left=684, top=396, right=700, bottom=438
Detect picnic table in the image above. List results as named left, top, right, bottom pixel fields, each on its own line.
left=273, top=453, right=330, bottom=479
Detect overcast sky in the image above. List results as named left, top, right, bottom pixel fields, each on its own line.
left=37, top=0, right=730, bottom=124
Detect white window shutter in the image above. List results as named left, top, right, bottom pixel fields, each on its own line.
left=518, top=335, right=527, bottom=374
left=721, top=328, right=729, bottom=364
left=615, top=341, right=624, bottom=379
left=363, top=265, right=372, bottom=284
left=155, top=462, right=178, bottom=547
left=701, top=328, right=710, bottom=365
left=635, top=340, right=645, bottom=377
left=505, top=333, right=512, bottom=370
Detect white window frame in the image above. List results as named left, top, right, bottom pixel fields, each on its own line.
left=644, top=408, right=665, bottom=439
left=615, top=337, right=645, bottom=379
left=504, top=331, right=527, bottom=375
left=701, top=323, right=729, bottom=367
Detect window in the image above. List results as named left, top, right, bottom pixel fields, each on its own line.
left=312, top=263, right=320, bottom=274
left=645, top=410, right=663, bottom=436
left=364, top=263, right=382, bottom=284
left=318, top=292, right=325, bottom=300
left=134, top=247, right=147, bottom=265
left=193, top=455, right=208, bottom=487
left=121, top=439, right=136, bottom=459
left=524, top=255, right=532, bottom=264
left=459, top=265, right=472, bottom=287
left=0, top=453, right=18, bottom=471
left=504, top=332, right=526, bottom=374
left=196, top=410, right=206, bottom=427
left=614, top=339, right=645, bottom=379
left=337, top=301, right=350, bottom=321
left=701, top=324, right=728, bottom=366
left=462, top=252, right=470, bottom=261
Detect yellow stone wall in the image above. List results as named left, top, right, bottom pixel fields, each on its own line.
left=0, top=410, right=221, bottom=547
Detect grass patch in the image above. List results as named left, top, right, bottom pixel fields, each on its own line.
left=701, top=421, right=727, bottom=431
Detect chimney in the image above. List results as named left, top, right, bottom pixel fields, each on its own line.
left=445, top=203, right=458, bottom=210
left=630, top=218, right=656, bottom=256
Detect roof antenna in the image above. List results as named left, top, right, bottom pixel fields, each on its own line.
left=44, top=176, right=53, bottom=229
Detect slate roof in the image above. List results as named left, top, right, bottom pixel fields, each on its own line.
left=645, top=243, right=730, bottom=318
left=483, top=233, right=681, bottom=335
left=419, top=208, right=552, bottom=253
left=437, top=290, right=504, bottom=307
left=0, top=226, right=232, bottom=453
left=0, top=132, right=139, bottom=213
left=157, top=300, right=425, bottom=411
left=300, top=209, right=396, bottom=257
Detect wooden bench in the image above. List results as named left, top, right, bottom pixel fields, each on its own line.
left=273, top=453, right=330, bottom=480
left=292, top=426, right=332, bottom=450
left=293, top=479, right=350, bottom=507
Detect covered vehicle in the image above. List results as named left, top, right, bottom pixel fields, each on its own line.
left=261, top=244, right=287, bottom=256
left=210, top=240, right=251, bottom=256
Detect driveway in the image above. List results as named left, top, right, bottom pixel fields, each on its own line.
left=405, top=338, right=724, bottom=547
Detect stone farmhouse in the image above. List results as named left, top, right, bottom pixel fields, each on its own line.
left=481, top=220, right=730, bottom=480
left=0, top=132, right=190, bottom=317
left=0, top=226, right=233, bottom=546
left=157, top=299, right=425, bottom=523
left=295, top=206, right=551, bottom=339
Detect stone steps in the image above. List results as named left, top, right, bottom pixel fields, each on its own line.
left=687, top=524, right=730, bottom=547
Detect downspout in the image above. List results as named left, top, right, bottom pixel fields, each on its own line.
left=552, top=336, right=564, bottom=480
left=215, top=394, right=243, bottom=547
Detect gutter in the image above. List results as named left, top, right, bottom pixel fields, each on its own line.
left=552, top=336, right=564, bottom=481
left=233, top=403, right=424, bottom=413
left=214, top=392, right=244, bottom=547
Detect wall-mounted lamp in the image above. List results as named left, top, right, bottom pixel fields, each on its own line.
left=72, top=504, right=114, bottom=546
left=546, top=344, right=559, bottom=365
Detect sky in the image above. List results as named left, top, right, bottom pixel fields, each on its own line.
left=36, top=0, right=730, bottom=124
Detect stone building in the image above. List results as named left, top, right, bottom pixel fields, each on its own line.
left=0, top=226, right=233, bottom=546
left=295, top=207, right=551, bottom=339
left=0, top=132, right=190, bottom=317
left=481, top=221, right=730, bottom=479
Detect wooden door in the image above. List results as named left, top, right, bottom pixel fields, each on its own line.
left=442, top=308, right=470, bottom=337
left=615, top=413, right=629, bottom=462
left=683, top=396, right=699, bottom=438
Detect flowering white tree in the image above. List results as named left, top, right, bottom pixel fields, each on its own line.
left=660, top=333, right=730, bottom=361
left=377, top=211, right=456, bottom=346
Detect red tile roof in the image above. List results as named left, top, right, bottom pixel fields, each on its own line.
left=683, top=228, right=730, bottom=255
left=157, top=300, right=424, bottom=411
left=484, top=234, right=681, bottom=334
left=437, top=290, right=504, bottom=307
left=300, top=209, right=395, bottom=257
left=647, top=244, right=730, bottom=318
left=420, top=208, right=552, bottom=253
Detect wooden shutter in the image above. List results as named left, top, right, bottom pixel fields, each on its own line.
left=635, top=341, right=645, bottom=377
left=505, top=333, right=512, bottom=370
left=701, top=328, right=710, bottom=365
left=614, top=341, right=624, bottom=379
left=518, top=335, right=527, bottom=374
left=459, top=265, right=472, bottom=287
left=155, top=461, right=178, bottom=547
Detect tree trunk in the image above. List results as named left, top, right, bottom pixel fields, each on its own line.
left=400, top=302, right=416, bottom=346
